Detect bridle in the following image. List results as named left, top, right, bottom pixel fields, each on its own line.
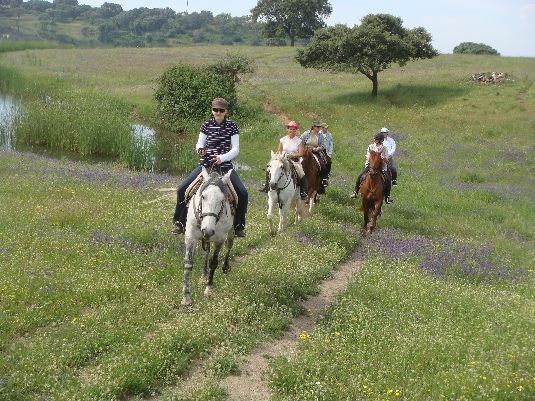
left=269, top=158, right=295, bottom=209
left=192, top=177, right=227, bottom=229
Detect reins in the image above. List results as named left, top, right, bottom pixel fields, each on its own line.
left=193, top=176, right=228, bottom=229
left=269, top=157, right=297, bottom=209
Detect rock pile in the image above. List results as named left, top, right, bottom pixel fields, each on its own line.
left=471, top=72, right=508, bottom=84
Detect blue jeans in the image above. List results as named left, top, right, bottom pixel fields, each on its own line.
left=389, top=158, right=397, bottom=181
left=173, top=165, right=248, bottom=230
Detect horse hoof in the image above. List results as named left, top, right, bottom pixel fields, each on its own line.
left=199, top=275, right=207, bottom=284
left=181, top=298, right=192, bottom=307
left=204, top=287, right=213, bottom=297
left=222, top=264, right=231, bottom=274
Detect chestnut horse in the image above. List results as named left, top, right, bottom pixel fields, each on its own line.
left=300, top=148, right=322, bottom=214
left=359, top=150, right=384, bottom=234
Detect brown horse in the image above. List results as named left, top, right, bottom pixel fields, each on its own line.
left=359, top=150, right=384, bottom=234
left=300, top=148, right=322, bottom=214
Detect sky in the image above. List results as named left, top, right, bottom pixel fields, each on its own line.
left=76, top=0, right=535, bottom=57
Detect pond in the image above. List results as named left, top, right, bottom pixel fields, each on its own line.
left=0, top=94, right=194, bottom=175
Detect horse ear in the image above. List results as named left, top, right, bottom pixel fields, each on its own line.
left=271, top=150, right=275, bottom=158
left=201, top=166, right=210, bottom=180
left=222, top=169, right=232, bottom=185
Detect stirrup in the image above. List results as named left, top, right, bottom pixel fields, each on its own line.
left=385, top=197, right=393, bottom=204
left=300, top=192, right=308, bottom=200
left=349, top=192, right=358, bottom=199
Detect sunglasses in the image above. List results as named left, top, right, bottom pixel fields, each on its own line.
left=212, top=108, right=226, bottom=113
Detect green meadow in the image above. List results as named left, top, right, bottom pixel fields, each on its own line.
left=1, top=46, right=534, bottom=400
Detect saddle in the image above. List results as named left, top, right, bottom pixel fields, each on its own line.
left=185, top=173, right=238, bottom=214
left=359, top=170, right=387, bottom=188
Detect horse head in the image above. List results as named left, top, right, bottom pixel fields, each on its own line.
left=268, top=151, right=289, bottom=190
left=367, top=151, right=382, bottom=178
left=197, top=166, right=232, bottom=239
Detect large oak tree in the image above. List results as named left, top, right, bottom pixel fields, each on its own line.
left=251, top=0, right=332, bottom=46
left=296, top=14, right=439, bottom=96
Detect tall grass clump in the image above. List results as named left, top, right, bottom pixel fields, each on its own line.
left=11, top=81, right=154, bottom=170
left=0, top=41, right=71, bottom=54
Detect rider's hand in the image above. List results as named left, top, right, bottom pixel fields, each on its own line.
left=198, top=148, right=206, bottom=156
left=212, top=155, right=221, bottom=165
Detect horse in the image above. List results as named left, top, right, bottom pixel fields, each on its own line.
left=266, top=151, right=304, bottom=235
left=359, top=150, right=384, bottom=234
left=181, top=166, right=235, bottom=307
left=300, top=147, right=322, bottom=214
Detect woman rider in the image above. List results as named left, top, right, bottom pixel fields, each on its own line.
left=300, top=121, right=329, bottom=192
left=259, top=120, right=308, bottom=201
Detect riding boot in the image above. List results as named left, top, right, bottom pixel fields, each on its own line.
left=321, top=169, right=329, bottom=187
left=299, top=176, right=308, bottom=201
left=258, top=169, right=269, bottom=192
left=350, top=180, right=359, bottom=199
left=172, top=209, right=187, bottom=235
left=384, top=173, right=393, bottom=204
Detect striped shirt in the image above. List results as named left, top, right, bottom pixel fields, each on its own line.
left=197, top=118, right=239, bottom=170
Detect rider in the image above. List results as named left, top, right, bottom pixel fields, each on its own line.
left=259, top=120, right=308, bottom=201
left=300, top=121, right=329, bottom=192
left=349, top=131, right=393, bottom=204
left=381, top=127, right=397, bottom=185
left=320, top=122, right=333, bottom=182
left=172, top=97, right=248, bottom=237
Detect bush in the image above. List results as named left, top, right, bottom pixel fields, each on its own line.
left=154, top=54, right=254, bottom=133
left=453, top=42, right=500, bottom=55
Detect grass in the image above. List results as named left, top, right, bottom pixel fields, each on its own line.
left=0, top=46, right=534, bottom=400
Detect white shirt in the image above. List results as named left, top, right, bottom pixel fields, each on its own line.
left=383, top=136, right=396, bottom=158
left=280, top=136, right=302, bottom=153
left=365, top=143, right=389, bottom=170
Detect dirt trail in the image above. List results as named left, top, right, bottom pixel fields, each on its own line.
left=221, top=254, right=362, bottom=400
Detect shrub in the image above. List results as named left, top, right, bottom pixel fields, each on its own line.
left=154, top=54, right=253, bottom=133
left=453, top=42, right=500, bottom=55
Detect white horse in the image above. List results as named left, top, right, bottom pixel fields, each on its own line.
left=267, top=151, right=304, bottom=236
left=182, top=166, right=235, bottom=307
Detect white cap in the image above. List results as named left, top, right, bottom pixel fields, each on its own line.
left=380, top=127, right=389, bottom=133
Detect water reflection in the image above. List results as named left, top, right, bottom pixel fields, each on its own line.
left=132, top=123, right=155, bottom=138
left=0, top=93, right=20, bottom=151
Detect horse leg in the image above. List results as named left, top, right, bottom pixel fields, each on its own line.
left=204, top=241, right=224, bottom=297
left=200, top=239, right=210, bottom=284
left=369, top=204, right=382, bottom=234
left=362, top=202, right=369, bottom=232
left=181, top=243, right=194, bottom=307
left=267, top=193, right=277, bottom=236
left=222, top=233, right=234, bottom=274
left=309, top=191, right=317, bottom=214
left=278, top=202, right=291, bottom=233
left=295, top=197, right=302, bottom=224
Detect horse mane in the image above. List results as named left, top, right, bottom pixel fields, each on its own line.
left=368, top=150, right=382, bottom=171
left=200, top=172, right=228, bottom=197
left=301, top=148, right=313, bottom=173
left=271, top=152, right=290, bottom=174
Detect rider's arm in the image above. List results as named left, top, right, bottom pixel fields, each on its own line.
left=276, top=141, right=283, bottom=153
left=218, top=134, right=239, bottom=163
left=196, top=132, right=207, bottom=153
left=294, top=142, right=305, bottom=158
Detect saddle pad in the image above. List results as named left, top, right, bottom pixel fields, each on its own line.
left=184, top=173, right=238, bottom=206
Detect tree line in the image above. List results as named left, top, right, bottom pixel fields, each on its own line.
left=1, top=0, right=267, bottom=47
